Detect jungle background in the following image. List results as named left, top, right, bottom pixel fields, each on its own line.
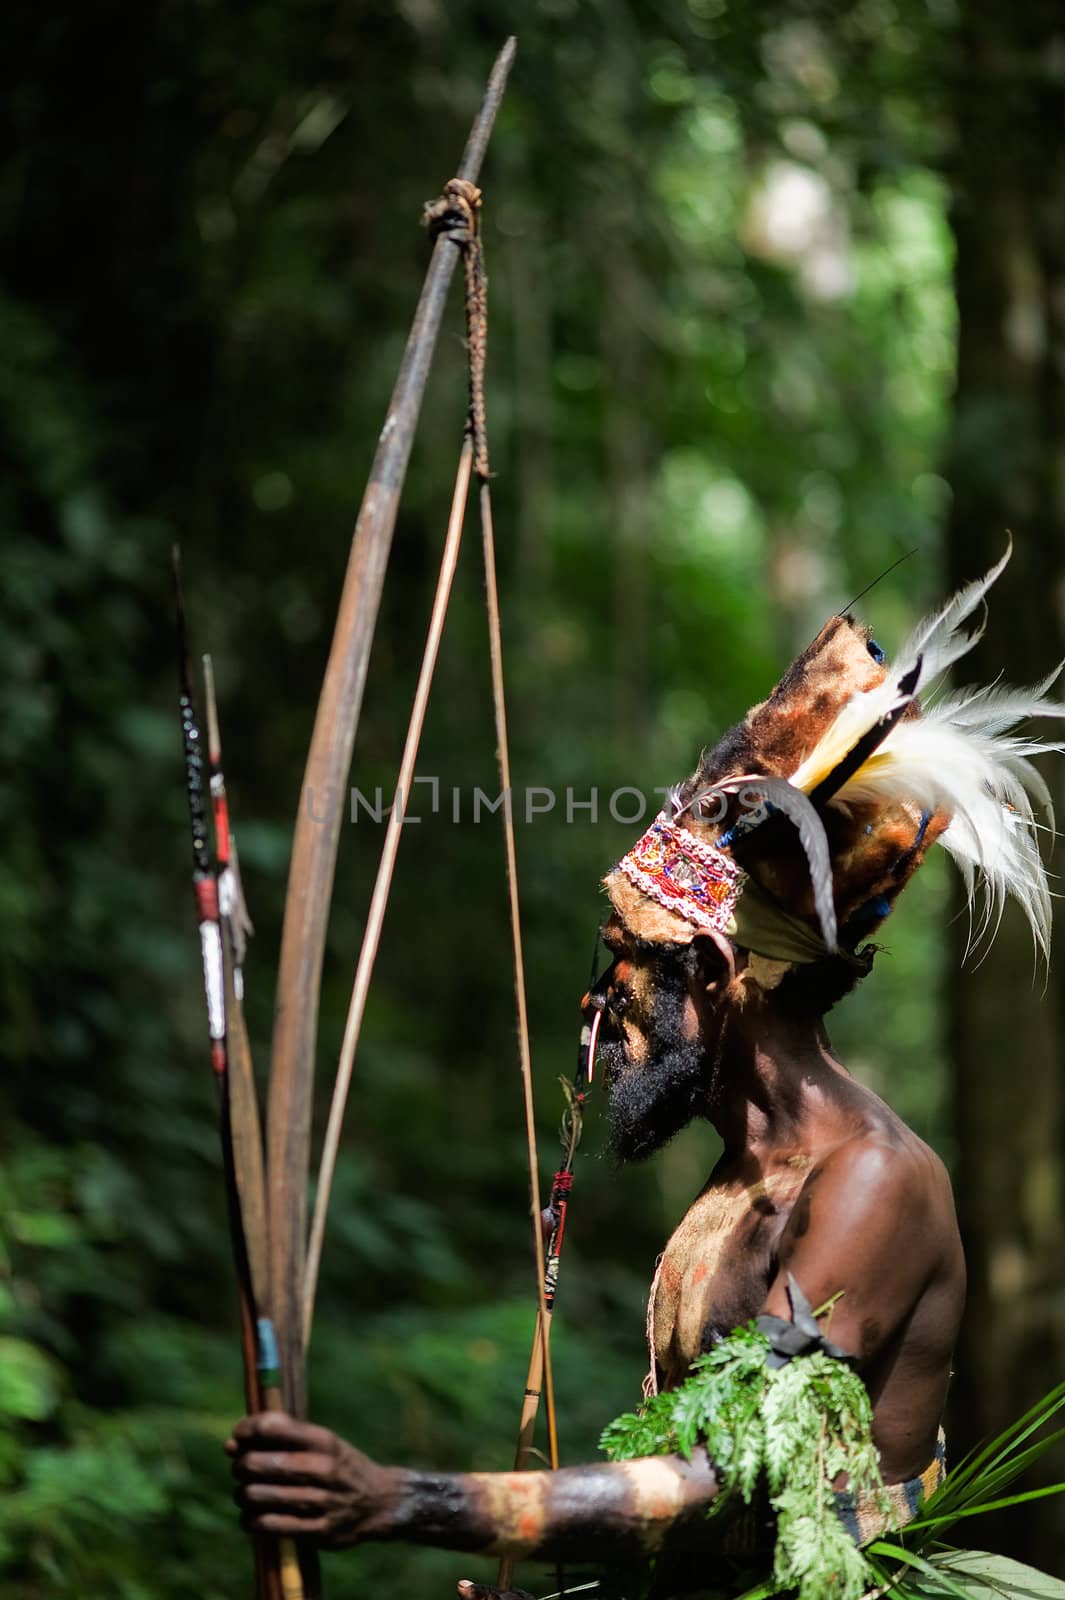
left=2, top=1, right=1064, bottom=1594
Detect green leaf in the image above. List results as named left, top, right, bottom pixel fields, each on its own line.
left=927, top=1385, right=1065, bottom=1503
left=0, top=1337, right=61, bottom=1420
left=867, top=1540, right=975, bottom=1600
left=8, top=1211, right=82, bottom=1248
left=906, top=1482, right=1065, bottom=1534
left=907, top=1387, right=1065, bottom=1549
left=945, top=1435, right=1065, bottom=1521
left=930, top=1548, right=1065, bottom=1598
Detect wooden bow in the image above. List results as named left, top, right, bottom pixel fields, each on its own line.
left=175, top=43, right=584, bottom=1596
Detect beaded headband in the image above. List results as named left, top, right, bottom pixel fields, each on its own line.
left=615, top=814, right=746, bottom=937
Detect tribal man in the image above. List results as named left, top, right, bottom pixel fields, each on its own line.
left=229, top=550, right=1060, bottom=1597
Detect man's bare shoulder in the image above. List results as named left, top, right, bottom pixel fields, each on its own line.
left=811, top=1063, right=948, bottom=1177
left=767, top=1112, right=963, bottom=1366
left=807, top=1111, right=955, bottom=1228
left=789, top=1107, right=960, bottom=1299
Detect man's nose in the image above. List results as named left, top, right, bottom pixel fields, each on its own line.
left=581, top=958, right=618, bottom=1017
left=580, top=983, right=607, bottom=1018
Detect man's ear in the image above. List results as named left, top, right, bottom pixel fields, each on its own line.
left=689, top=932, right=737, bottom=991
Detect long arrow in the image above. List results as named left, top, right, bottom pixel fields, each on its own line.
left=495, top=1004, right=600, bottom=1595
left=175, top=554, right=305, bottom=1600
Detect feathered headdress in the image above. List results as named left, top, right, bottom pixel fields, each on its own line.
left=605, top=545, right=1064, bottom=973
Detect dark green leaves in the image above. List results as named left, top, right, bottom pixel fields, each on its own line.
left=601, top=1323, right=886, bottom=1600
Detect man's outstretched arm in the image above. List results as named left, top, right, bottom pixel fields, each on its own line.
left=227, top=1412, right=719, bottom=1562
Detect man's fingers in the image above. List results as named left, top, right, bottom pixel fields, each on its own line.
left=231, top=1411, right=338, bottom=1454
left=232, top=1449, right=337, bottom=1486
left=239, top=1483, right=332, bottom=1516
left=241, top=1510, right=329, bottom=1540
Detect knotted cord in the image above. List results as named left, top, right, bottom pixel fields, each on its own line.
left=424, top=178, right=490, bottom=479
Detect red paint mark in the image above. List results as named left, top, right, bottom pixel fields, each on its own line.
left=194, top=877, right=220, bottom=921
left=213, top=798, right=230, bottom=865
left=517, top=1509, right=542, bottom=1543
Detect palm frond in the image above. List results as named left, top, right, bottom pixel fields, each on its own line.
left=912, top=1382, right=1065, bottom=1533
left=867, top=1541, right=974, bottom=1600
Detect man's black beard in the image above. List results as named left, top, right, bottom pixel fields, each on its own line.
left=601, top=964, right=715, bottom=1163
left=604, top=1031, right=710, bottom=1163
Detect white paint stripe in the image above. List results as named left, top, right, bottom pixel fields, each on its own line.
left=200, top=921, right=226, bottom=1040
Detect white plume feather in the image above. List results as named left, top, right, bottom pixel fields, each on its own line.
left=786, top=543, right=1064, bottom=958
left=833, top=695, right=1065, bottom=957
left=886, top=539, right=1012, bottom=695
left=788, top=545, right=1016, bottom=797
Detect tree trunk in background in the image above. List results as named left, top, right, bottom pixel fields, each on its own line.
left=946, top=0, right=1065, bottom=1568
left=603, top=242, right=652, bottom=739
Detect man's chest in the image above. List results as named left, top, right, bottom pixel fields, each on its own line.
left=650, top=1163, right=813, bottom=1389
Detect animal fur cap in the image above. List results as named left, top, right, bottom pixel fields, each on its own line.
left=605, top=547, right=1065, bottom=966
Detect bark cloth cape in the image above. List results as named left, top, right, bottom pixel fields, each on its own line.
left=598, top=546, right=1064, bottom=1582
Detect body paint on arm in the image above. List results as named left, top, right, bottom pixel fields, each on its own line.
left=389, top=1452, right=719, bottom=1563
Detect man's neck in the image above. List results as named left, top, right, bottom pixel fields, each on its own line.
left=705, top=997, right=856, bottom=1161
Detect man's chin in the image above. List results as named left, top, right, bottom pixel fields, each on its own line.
left=607, top=1111, right=686, bottom=1164
left=605, top=1052, right=705, bottom=1164
left=607, top=1100, right=700, bottom=1163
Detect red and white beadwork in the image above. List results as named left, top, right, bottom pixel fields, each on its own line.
left=615, top=814, right=746, bottom=935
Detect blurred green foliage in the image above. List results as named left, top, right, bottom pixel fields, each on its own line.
left=0, top=1, right=971, bottom=1593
